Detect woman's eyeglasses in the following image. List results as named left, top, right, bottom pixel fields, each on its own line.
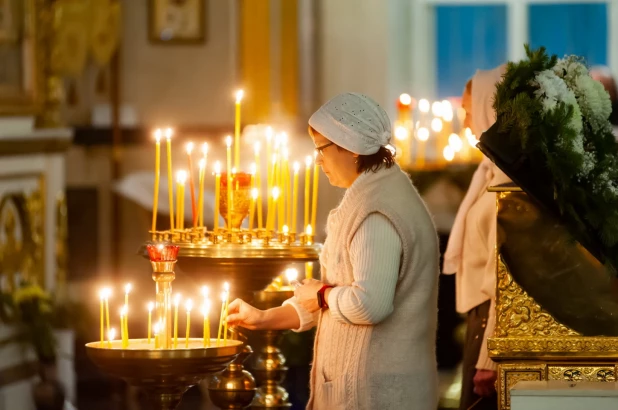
left=314, top=141, right=335, bottom=157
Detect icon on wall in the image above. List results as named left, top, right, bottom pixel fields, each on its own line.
left=149, top=0, right=206, bottom=45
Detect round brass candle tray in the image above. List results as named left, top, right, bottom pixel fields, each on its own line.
left=86, top=338, right=243, bottom=410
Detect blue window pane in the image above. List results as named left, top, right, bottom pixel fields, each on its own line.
left=528, top=3, right=607, bottom=66
left=436, top=5, right=507, bottom=99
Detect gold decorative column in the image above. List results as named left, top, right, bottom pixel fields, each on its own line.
left=488, top=187, right=618, bottom=410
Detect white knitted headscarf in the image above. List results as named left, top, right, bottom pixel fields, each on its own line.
left=308, top=92, right=392, bottom=155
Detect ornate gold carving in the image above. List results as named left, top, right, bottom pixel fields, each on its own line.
left=495, top=257, right=578, bottom=338
left=547, top=366, right=616, bottom=382
left=489, top=337, right=618, bottom=356
left=498, top=363, right=546, bottom=410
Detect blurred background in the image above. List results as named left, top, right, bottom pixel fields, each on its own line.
left=0, top=0, right=616, bottom=409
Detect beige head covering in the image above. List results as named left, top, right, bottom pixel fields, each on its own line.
left=443, top=64, right=506, bottom=274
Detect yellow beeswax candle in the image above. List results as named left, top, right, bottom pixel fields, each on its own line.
left=152, top=130, right=161, bottom=233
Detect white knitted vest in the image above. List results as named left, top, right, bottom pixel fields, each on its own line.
left=308, top=165, right=440, bottom=410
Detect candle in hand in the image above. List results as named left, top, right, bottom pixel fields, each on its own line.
left=165, top=128, right=175, bottom=231
left=304, top=156, right=312, bottom=231
left=292, top=162, right=300, bottom=234
left=198, top=159, right=206, bottom=229
left=234, top=90, right=244, bottom=169
left=174, top=294, right=181, bottom=349
left=311, top=152, right=320, bottom=232
left=185, top=299, right=193, bottom=348
left=152, top=130, right=161, bottom=234
left=147, top=302, right=154, bottom=344
left=213, top=162, right=222, bottom=231
left=186, top=143, right=198, bottom=228
left=225, top=136, right=233, bottom=230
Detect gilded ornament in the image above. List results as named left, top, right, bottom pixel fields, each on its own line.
left=89, top=0, right=121, bottom=66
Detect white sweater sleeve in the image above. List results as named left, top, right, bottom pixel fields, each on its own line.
left=282, top=297, right=319, bottom=332
left=328, top=213, right=402, bottom=325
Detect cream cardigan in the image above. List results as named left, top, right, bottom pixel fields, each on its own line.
left=285, top=165, right=440, bottom=410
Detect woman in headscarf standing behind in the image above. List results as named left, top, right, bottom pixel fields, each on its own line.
left=443, top=65, right=510, bottom=410
left=227, top=92, right=440, bottom=410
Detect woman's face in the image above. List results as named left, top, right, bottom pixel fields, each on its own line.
left=311, top=130, right=359, bottom=189
left=462, top=80, right=473, bottom=129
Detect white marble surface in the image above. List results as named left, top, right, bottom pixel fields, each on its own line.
left=511, top=381, right=618, bottom=410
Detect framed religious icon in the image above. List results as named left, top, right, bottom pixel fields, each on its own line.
left=148, top=0, right=206, bottom=44
left=0, top=0, right=42, bottom=115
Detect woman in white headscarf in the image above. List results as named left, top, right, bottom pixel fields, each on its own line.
left=443, top=65, right=509, bottom=410
left=227, top=93, right=440, bottom=410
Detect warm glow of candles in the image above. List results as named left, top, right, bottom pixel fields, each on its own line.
left=124, top=283, right=131, bottom=307
left=153, top=322, right=160, bottom=349
left=270, top=187, right=280, bottom=232
left=213, top=161, right=222, bottom=230
left=250, top=187, right=258, bottom=230
left=306, top=262, right=313, bottom=280
left=108, top=328, right=116, bottom=349
left=254, top=142, right=263, bottom=229
left=165, top=128, right=175, bottom=231
left=203, top=301, right=211, bottom=347
left=176, top=171, right=187, bottom=230
left=152, top=130, right=161, bottom=233
left=310, top=152, right=319, bottom=231
left=101, top=288, right=111, bottom=344
left=304, top=156, right=311, bottom=231
left=234, top=90, right=244, bottom=169
left=292, top=162, right=300, bottom=234
left=147, top=302, right=154, bottom=344
left=223, top=283, right=230, bottom=344
left=185, top=299, right=193, bottom=348
left=286, top=268, right=299, bottom=284
left=186, top=142, right=197, bottom=228
left=99, top=290, right=105, bottom=347
left=226, top=136, right=233, bottom=230
left=198, top=159, right=206, bottom=228
left=120, top=306, right=128, bottom=348
left=174, top=294, right=181, bottom=349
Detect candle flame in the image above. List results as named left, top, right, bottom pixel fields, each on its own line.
left=235, top=89, right=244, bottom=103
left=306, top=224, right=313, bottom=235
left=221, top=292, right=227, bottom=302
left=225, top=136, right=232, bottom=147
left=186, top=299, right=193, bottom=312
left=202, top=286, right=209, bottom=297
left=202, top=142, right=208, bottom=156
left=232, top=167, right=237, bottom=174
left=282, top=147, right=289, bottom=160
left=175, top=294, right=182, bottom=306
left=431, top=101, right=443, bottom=117
left=394, top=126, right=408, bottom=141
left=266, top=126, right=273, bottom=140
left=448, top=133, right=463, bottom=152
left=224, top=282, right=230, bottom=291
left=120, top=305, right=128, bottom=316
left=251, top=187, right=259, bottom=200
left=272, top=187, right=280, bottom=200
left=153, top=323, right=160, bottom=335
left=417, top=127, right=429, bottom=141
left=176, top=170, right=187, bottom=184
left=305, top=155, right=312, bottom=167
left=272, top=154, right=278, bottom=165
left=154, top=129, right=162, bottom=142
left=99, top=288, right=111, bottom=299
left=199, top=158, right=206, bottom=169
left=280, top=132, right=288, bottom=145
left=124, top=283, right=132, bottom=295
left=285, top=268, right=298, bottom=283
left=418, top=99, right=430, bottom=113
left=399, top=93, right=412, bottom=106
left=250, top=163, right=257, bottom=175
left=254, top=141, right=261, bottom=154
left=186, top=142, right=194, bottom=155
left=293, top=161, right=300, bottom=173
left=431, top=118, right=443, bottom=133
left=108, top=328, right=116, bottom=341
left=165, top=128, right=173, bottom=140
left=214, top=161, right=221, bottom=174
left=148, top=302, right=154, bottom=312
left=283, top=225, right=289, bottom=234
left=203, top=301, right=210, bottom=316
left=443, top=146, right=455, bottom=162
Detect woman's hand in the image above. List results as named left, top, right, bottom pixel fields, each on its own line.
left=226, top=299, right=265, bottom=330
left=294, top=279, right=326, bottom=313
left=473, top=369, right=497, bottom=397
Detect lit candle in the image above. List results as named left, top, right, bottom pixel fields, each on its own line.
left=226, top=136, right=233, bottom=230
left=120, top=306, right=127, bottom=348
left=186, top=143, right=198, bottom=228
left=102, top=288, right=111, bottom=343
left=124, top=283, right=131, bottom=307
left=223, top=283, right=230, bottom=344
left=310, top=152, right=319, bottom=231
left=153, top=322, right=160, bottom=349
left=198, top=159, right=206, bottom=229
left=165, top=128, right=174, bottom=231
left=270, top=187, right=280, bottom=232
left=234, top=90, right=244, bottom=169
left=250, top=188, right=258, bottom=231
left=199, top=143, right=208, bottom=227
left=174, top=294, right=181, bottom=349
left=284, top=150, right=291, bottom=228
left=108, top=328, right=115, bottom=349
left=306, top=262, right=313, bottom=280
left=99, top=290, right=105, bottom=347
left=292, top=162, right=300, bottom=234
left=203, top=301, right=211, bottom=347
left=152, top=130, right=161, bottom=234
left=265, top=127, right=273, bottom=193
left=213, top=162, right=222, bottom=231
left=185, top=299, right=193, bottom=348
left=147, top=302, right=154, bottom=344
left=304, top=156, right=311, bottom=232
left=176, top=171, right=187, bottom=231
left=254, top=142, right=263, bottom=230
